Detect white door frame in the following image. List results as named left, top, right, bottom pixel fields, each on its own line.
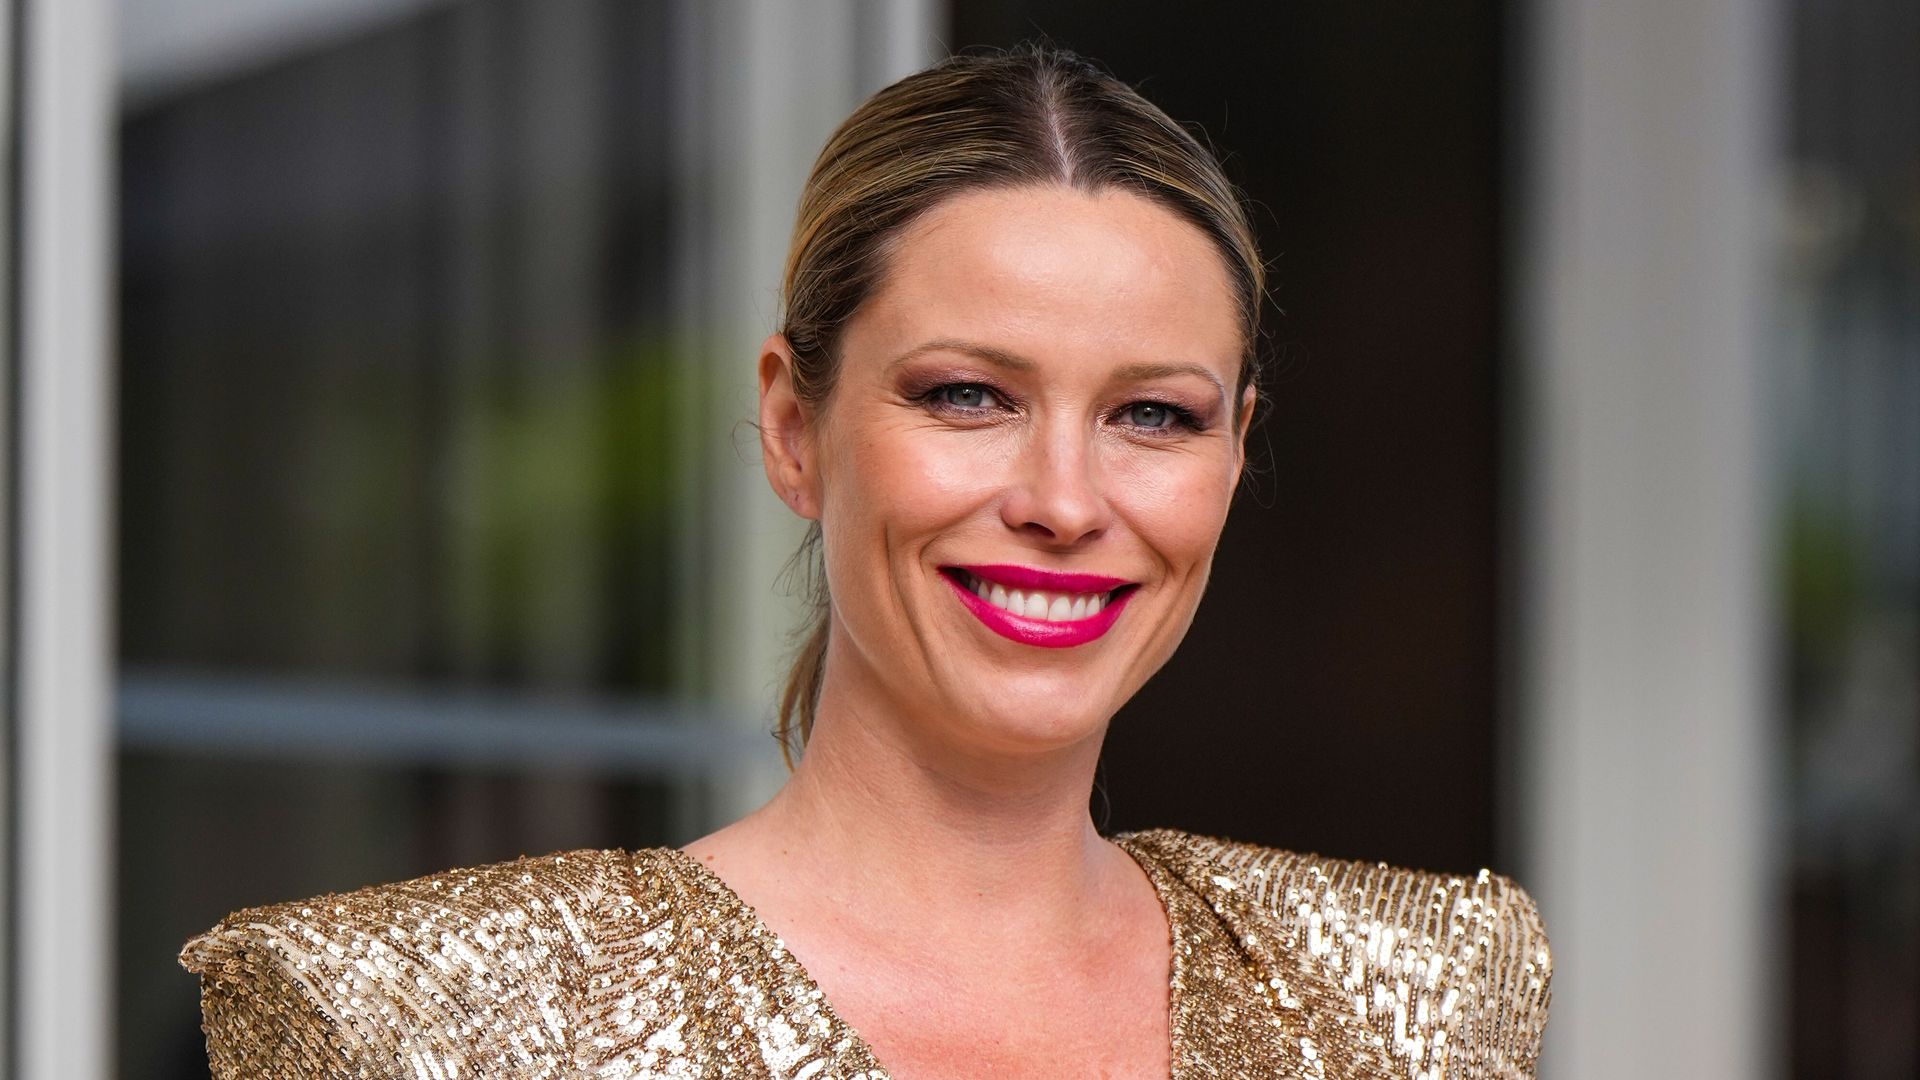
left=1512, top=1, right=1781, bottom=1076
left=15, top=0, right=115, bottom=1077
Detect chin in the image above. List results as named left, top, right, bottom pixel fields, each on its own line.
left=939, top=679, right=1117, bottom=755
left=921, top=632, right=1168, bottom=747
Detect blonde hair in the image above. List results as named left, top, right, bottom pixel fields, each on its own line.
left=774, top=45, right=1266, bottom=766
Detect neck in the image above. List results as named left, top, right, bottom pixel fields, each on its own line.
left=745, top=672, right=1117, bottom=936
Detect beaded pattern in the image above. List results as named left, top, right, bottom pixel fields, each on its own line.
left=181, top=829, right=1550, bottom=1078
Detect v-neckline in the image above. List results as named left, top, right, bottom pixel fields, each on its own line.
left=655, top=834, right=1188, bottom=1079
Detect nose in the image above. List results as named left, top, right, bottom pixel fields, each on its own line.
left=999, top=422, right=1112, bottom=546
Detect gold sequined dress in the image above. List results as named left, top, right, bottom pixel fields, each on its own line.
left=179, top=828, right=1551, bottom=1078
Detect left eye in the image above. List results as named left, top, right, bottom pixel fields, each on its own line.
left=1119, top=402, right=1178, bottom=429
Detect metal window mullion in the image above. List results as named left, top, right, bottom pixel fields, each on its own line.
left=14, top=0, right=113, bottom=1077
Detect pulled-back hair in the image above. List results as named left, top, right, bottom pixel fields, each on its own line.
left=774, top=45, right=1265, bottom=766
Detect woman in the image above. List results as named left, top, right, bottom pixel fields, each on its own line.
left=182, top=46, right=1550, bottom=1079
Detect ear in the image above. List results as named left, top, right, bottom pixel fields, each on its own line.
left=759, top=333, right=821, bottom=520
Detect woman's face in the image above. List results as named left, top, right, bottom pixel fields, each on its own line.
left=762, top=184, right=1252, bottom=759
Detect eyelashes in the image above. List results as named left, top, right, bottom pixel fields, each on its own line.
left=912, top=381, right=1208, bottom=434
left=1112, top=400, right=1200, bottom=432
left=924, top=383, right=1000, bottom=412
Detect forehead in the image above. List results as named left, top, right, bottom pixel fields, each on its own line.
left=846, top=184, right=1243, bottom=377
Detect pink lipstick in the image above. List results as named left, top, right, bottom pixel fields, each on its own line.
left=939, top=564, right=1138, bottom=648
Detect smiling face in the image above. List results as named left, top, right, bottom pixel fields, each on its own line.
left=760, top=184, right=1253, bottom=759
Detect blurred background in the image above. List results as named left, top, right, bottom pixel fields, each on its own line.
left=0, top=0, right=1913, bottom=1077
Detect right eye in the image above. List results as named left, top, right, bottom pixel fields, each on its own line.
left=930, top=383, right=998, bottom=410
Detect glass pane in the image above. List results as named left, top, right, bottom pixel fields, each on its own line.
left=118, top=0, right=686, bottom=692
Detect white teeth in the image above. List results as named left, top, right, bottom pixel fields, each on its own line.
left=959, top=572, right=1117, bottom=624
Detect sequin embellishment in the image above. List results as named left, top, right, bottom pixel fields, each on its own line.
left=181, top=829, right=1550, bottom=1078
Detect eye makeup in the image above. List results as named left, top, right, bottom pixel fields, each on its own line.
left=888, top=352, right=1228, bottom=435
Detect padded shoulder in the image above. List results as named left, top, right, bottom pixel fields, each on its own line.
left=180, top=848, right=625, bottom=1080
left=1121, top=828, right=1552, bottom=1079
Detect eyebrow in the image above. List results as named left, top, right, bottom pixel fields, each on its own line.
left=888, top=338, right=1035, bottom=373
left=889, top=339, right=1230, bottom=403
left=1111, top=361, right=1228, bottom=403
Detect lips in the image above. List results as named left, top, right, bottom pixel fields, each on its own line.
left=950, top=564, right=1130, bottom=595
left=939, top=564, right=1138, bottom=648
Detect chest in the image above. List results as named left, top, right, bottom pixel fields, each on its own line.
left=826, top=961, right=1174, bottom=1080
left=617, top=843, right=1342, bottom=1080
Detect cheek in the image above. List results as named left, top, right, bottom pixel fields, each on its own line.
left=819, top=417, right=1010, bottom=551
left=1107, top=450, right=1236, bottom=564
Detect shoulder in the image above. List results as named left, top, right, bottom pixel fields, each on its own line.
left=180, top=846, right=629, bottom=983
left=1119, top=827, right=1552, bottom=1077
left=180, top=848, right=635, bottom=1079
left=1130, top=827, right=1550, bottom=943
left=1119, top=826, right=1551, bottom=956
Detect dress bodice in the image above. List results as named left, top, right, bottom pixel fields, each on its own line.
left=180, top=829, right=1550, bottom=1078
